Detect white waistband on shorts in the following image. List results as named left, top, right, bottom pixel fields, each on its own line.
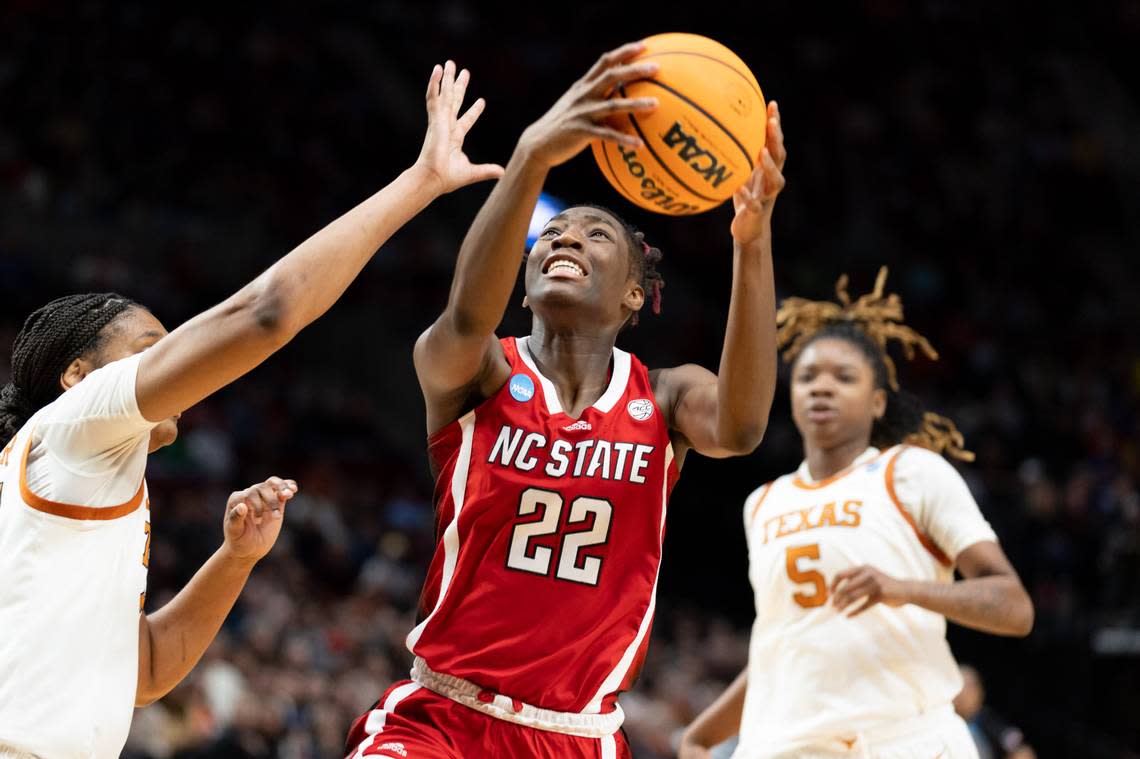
left=410, top=656, right=624, bottom=739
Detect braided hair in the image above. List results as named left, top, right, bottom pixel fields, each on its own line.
left=578, top=204, right=664, bottom=327
left=776, top=267, right=974, bottom=461
left=0, top=293, right=142, bottom=443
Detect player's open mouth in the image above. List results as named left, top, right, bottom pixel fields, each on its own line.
left=806, top=404, right=838, bottom=422
left=543, top=254, right=589, bottom=279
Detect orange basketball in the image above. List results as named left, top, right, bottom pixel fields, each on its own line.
left=591, top=33, right=766, bottom=215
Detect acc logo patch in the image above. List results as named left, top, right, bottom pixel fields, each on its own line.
left=627, top=398, right=654, bottom=421
left=509, top=374, right=535, bottom=402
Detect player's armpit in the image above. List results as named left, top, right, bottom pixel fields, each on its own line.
left=415, top=327, right=511, bottom=434
left=954, top=539, right=1020, bottom=580
left=651, top=364, right=764, bottom=458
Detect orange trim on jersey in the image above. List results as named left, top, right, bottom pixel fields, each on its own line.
left=791, top=450, right=888, bottom=490
left=19, top=433, right=145, bottom=521
left=748, top=482, right=774, bottom=524
left=884, top=446, right=952, bottom=567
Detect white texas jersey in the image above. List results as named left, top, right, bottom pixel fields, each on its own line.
left=735, top=446, right=997, bottom=759
left=0, top=353, right=155, bottom=759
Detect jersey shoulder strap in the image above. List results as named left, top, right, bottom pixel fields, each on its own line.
left=882, top=445, right=952, bottom=567
left=744, top=474, right=791, bottom=529
left=499, top=335, right=523, bottom=368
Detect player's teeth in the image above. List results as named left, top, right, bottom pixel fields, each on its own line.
left=550, top=261, right=584, bottom=276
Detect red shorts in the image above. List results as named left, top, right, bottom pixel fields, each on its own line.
left=344, top=681, right=631, bottom=759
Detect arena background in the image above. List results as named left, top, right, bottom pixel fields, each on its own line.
left=2, top=2, right=1138, bottom=757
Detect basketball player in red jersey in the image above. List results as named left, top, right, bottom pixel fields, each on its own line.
left=344, top=42, right=786, bottom=759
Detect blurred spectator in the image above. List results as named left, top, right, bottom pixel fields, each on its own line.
left=955, top=665, right=1037, bottom=759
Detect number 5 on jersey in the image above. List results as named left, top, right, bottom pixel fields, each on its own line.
left=506, top=487, right=612, bottom=586
left=786, top=543, right=828, bottom=608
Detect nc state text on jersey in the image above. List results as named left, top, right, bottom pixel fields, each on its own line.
left=489, top=425, right=656, bottom=483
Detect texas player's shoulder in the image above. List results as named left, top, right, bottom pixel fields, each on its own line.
left=742, top=474, right=792, bottom=524
left=746, top=473, right=794, bottom=501
left=890, top=443, right=960, bottom=468
left=888, top=444, right=968, bottom=485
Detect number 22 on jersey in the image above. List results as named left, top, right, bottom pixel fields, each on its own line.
left=506, top=487, right=613, bottom=586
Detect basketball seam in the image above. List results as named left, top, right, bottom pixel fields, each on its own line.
left=598, top=141, right=640, bottom=206
left=619, top=85, right=719, bottom=204
left=637, top=50, right=764, bottom=101
left=636, top=78, right=755, bottom=170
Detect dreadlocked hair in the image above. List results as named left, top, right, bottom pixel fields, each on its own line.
left=776, top=267, right=974, bottom=462
left=0, top=293, right=142, bottom=444
left=578, top=204, right=664, bottom=327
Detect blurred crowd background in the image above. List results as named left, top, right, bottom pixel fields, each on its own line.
left=2, top=2, right=1139, bottom=757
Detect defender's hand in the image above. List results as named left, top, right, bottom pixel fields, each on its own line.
left=730, top=101, right=787, bottom=246
left=415, top=61, right=504, bottom=194
left=517, top=41, right=660, bottom=168
left=222, top=477, right=297, bottom=562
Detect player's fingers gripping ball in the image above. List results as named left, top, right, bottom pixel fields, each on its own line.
left=591, top=33, right=767, bottom=215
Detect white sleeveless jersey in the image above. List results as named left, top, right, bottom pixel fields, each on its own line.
left=734, top=446, right=997, bottom=759
left=0, top=354, right=155, bottom=759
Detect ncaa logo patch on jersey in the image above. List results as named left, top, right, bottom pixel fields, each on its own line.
left=509, top=373, right=535, bottom=402
left=627, top=398, right=654, bottom=421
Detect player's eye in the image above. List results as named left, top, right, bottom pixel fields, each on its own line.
left=541, top=227, right=560, bottom=238
left=590, top=228, right=612, bottom=240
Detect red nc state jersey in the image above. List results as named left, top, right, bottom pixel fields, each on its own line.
left=407, top=336, right=679, bottom=716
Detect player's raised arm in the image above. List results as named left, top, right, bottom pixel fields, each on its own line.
left=414, top=44, right=658, bottom=427
left=136, top=477, right=297, bottom=705
left=652, top=101, right=786, bottom=458
left=134, top=63, right=502, bottom=425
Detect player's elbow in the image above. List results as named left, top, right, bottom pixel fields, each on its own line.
left=719, top=421, right=767, bottom=456
left=1009, top=591, right=1035, bottom=637
left=720, top=421, right=766, bottom=451
left=993, top=581, right=1034, bottom=637
left=252, top=281, right=297, bottom=338
left=228, top=280, right=301, bottom=346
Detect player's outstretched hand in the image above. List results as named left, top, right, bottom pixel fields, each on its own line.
left=416, top=61, right=505, bottom=194
left=730, top=101, right=787, bottom=247
left=518, top=41, right=660, bottom=169
left=222, top=476, right=298, bottom=562
left=830, top=564, right=909, bottom=618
